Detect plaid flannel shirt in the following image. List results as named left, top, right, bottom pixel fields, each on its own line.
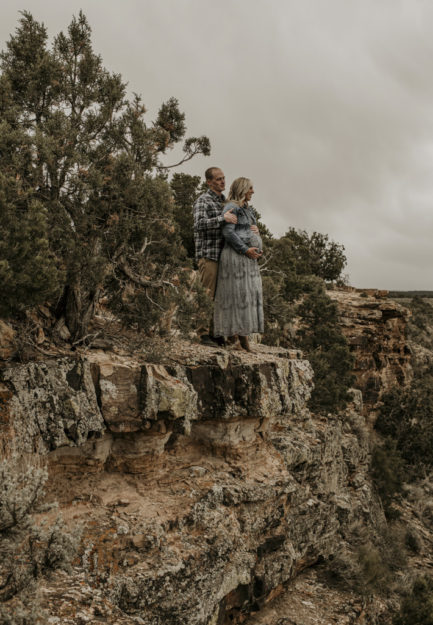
left=193, top=189, right=226, bottom=261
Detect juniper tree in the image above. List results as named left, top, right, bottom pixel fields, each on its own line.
left=170, top=173, right=201, bottom=259
left=295, top=279, right=355, bottom=411
left=276, top=228, right=346, bottom=282
left=260, top=229, right=353, bottom=411
left=0, top=11, right=210, bottom=338
left=0, top=179, right=61, bottom=318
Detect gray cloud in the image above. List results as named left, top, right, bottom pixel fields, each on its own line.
left=2, top=0, right=433, bottom=289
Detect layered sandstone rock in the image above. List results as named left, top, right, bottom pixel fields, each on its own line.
left=329, top=288, right=412, bottom=416
left=0, top=343, right=383, bottom=625
left=0, top=346, right=312, bottom=470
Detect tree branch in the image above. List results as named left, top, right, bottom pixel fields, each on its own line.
left=118, top=259, right=178, bottom=291
left=157, top=150, right=199, bottom=171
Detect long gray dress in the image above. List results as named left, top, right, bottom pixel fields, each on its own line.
left=213, top=203, right=264, bottom=338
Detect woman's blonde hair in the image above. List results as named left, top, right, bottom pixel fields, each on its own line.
left=227, top=177, right=252, bottom=206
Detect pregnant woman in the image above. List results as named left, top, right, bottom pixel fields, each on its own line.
left=213, top=177, right=264, bottom=351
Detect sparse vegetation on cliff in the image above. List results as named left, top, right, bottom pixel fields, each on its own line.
left=371, top=439, right=405, bottom=518
left=375, top=297, right=433, bottom=480
left=2, top=9, right=433, bottom=625
left=375, top=372, right=433, bottom=479
left=0, top=455, right=80, bottom=624
left=258, top=229, right=354, bottom=412
left=394, top=576, right=433, bottom=625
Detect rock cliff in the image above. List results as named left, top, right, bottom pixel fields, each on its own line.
left=0, top=290, right=411, bottom=624
left=0, top=348, right=372, bottom=624
left=329, top=288, right=412, bottom=417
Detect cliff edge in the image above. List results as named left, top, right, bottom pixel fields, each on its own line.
left=0, top=290, right=411, bottom=624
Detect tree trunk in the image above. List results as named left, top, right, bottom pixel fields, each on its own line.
left=62, top=283, right=99, bottom=342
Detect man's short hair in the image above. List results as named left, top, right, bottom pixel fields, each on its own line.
left=205, top=167, right=220, bottom=181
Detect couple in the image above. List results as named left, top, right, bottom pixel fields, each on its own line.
left=193, top=167, right=264, bottom=352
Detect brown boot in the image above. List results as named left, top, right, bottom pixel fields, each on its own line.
left=239, top=335, right=252, bottom=352
left=226, top=335, right=238, bottom=345
left=226, top=335, right=242, bottom=351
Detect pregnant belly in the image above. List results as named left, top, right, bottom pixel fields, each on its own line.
left=249, top=232, right=263, bottom=251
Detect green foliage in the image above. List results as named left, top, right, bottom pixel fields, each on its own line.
left=277, top=228, right=346, bottom=282
left=260, top=274, right=295, bottom=346
left=0, top=11, right=209, bottom=338
left=394, top=576, right=433, bottom=625
left=371, top=439, right=405, bottom=518
left=260, top=229, right=347, bottom=330
left=375, top=370, right=433, bottom=477
left=295, top=280, right=355, bottom=412
left=170, top=173, right=201, bottom=259
left=258, top=226, right=352, bottom=413
left=0, top=194, right=62, bottom=317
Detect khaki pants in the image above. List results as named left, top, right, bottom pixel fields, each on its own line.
left=198, top=258, right=219, bottom=335
left=198, top=258, right=218, bottom=300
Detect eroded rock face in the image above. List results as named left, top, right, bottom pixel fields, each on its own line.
left=329, top=288, right=412, bottom=415
left=86, top=352, right=197, bottom=433
left=0, top=343, right=382, bottom=625
left=1, top=348, right=314, bottom=472
left=186, top=358, right=312, bottom=422
left=41, top=400, right=375, bottom=625
left=1, top=358, right=104, bottom=453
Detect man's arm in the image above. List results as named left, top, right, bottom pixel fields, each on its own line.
left=193, top=197, right=223, bottom=231
left=194, top=197, right=236, bottom=230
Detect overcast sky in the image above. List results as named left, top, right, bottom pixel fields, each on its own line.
left=2, top=0, right=433, bottom=289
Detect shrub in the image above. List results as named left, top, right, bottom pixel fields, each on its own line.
left=0, top=455, right=80, bottom=623
left=375, top=371, right=433, bottom=478
left=371, top=440, right=405, bottom=518
left=406, top=296, right=433, bottom=352
left=326, top=543, right=391, bottom=596
left=295, top=282, right=355, bottom=412
left=394, top=576, right=433, bottom=625
left=405, top=527, right=422, bottom=554
left=326, top=522, right=407, bottom=597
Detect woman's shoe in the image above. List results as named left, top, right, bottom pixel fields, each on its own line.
left=239, top=335, right=252, bottom=352
left=226, top=335, right=241, bottom=351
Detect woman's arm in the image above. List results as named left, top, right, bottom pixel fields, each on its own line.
left=221, top=204, right=251, bottom=255
left=222, top=221, right=249, bottom=255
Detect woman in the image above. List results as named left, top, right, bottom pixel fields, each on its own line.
left=213, top=177, right=264, bottom=351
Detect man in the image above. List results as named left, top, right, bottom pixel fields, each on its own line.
left=193, top=167, right=234, bottom=345
left=193, top=167, right=234, bottom=297
left=193, top=167, right=257, bottom=346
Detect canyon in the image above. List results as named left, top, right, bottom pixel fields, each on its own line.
left=0, top=289, right=415, bottom=624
